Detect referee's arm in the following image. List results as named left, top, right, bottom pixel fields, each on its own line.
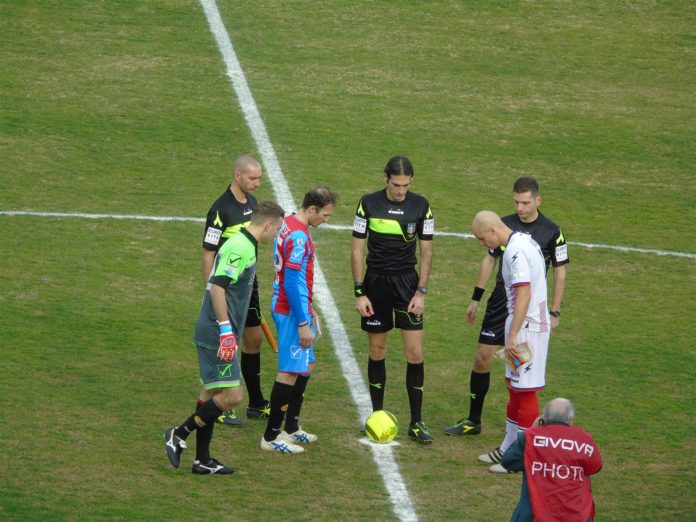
left=351, top=236, right=366, bottom=284
left=351, top=236, right=373, bottom=317
left=416, top=238, right=433, bottom=290
left=466, top=253, right=496, bottom=324
left=202, top=248, right=216, bottom=285
left=550, top=264, right=567, bottom=329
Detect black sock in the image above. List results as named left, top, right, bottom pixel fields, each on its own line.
left=368, top=357, right=386, bottom=411
left=406, top=362, right=424, bottom=425
left=174, top=397, right=223, bottom=441
left=284, top=375, right=310, bottom=434
left=194, top=400, right=214, bottom=462
left=264, top=381, right=294, bottom=442
left=467, top=371, right=490, bottom=424
left=241, top=352, right=266, bottom=407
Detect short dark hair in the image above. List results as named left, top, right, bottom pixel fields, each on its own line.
left=302, top=186, right=338, bottom=210
left=513, top=176, right=539, bottom=195
left=251, top=201, right=285, bottom=224
left=384, top=156, right=414, bottom=179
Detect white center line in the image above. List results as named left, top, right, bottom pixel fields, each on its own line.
left=2, top=211, right=693, bottom=260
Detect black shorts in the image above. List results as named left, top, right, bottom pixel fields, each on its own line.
left=478, top=283, right=508, bottom=345
left=361, top=270, right=423, bottom=333
left=245, top=278, right=261, bottom=328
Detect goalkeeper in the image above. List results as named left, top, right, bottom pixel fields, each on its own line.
left=164, top=202, right=284, bottom=475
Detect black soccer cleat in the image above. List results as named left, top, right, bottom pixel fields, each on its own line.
left=444, top=417, right=482, bottom=436
left=164, top=427, right=187, bottom=469
left=246, top=401, right=271, bottom=419
left=408, top=421, right=434, bottom=444
left=217, top=409, right=245, bottom=427
left=192, top=458, right=235, bottom=475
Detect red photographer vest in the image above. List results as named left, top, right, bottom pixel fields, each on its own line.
left=524, top=424, right=602, bottom=521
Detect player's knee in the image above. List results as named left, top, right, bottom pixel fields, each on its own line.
left=369, top=343, right=387, bottom=358
left=516, top=391, right=539, bottom=428
left=242, top=327, right=263, bottom=353
left=404, top=346, right=424, bottom=364
left=473, top=349, right=494, bottom=372
left=216, top=388, right=243, bottom=410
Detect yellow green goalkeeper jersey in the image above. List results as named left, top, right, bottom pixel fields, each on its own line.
left=194, top=228, right=257, bottom=349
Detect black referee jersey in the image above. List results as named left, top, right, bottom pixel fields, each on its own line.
left=352, top=189, right=434, bottom=273
left=202, top=188, right=258, bottom=252
left=490, top=211, right=569, bottom=285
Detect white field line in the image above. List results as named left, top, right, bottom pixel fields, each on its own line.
left=198, top=1, right=418, bottom=521
left=2, top=211, right=695, bottom=260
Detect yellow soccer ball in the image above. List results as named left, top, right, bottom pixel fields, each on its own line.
left=365, top=410, right=399, bottom=443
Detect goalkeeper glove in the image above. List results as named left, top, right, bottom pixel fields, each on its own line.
left=217, top=320, right=238, bottom=362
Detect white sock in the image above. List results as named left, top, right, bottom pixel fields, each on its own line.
left=500, top=418, right=520, bottom=453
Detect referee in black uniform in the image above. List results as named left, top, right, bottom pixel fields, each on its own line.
left=202, top=155, right=271, bottom=427
left=352, top=156, right=435, bottom=443
left=445, top=176, right=568, bottom=439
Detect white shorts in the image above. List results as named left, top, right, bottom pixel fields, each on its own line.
left=504, top=320, right=549, bottom=391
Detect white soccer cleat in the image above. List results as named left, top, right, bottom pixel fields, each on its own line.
left=260, top=436, right=305, bottom=454
left=478, top=447, right=504, bottom=464
left=281, top=427, right=317, bottom=444
left=489, top=463, right=518, bottom=474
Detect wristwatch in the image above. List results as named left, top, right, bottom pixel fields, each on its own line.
left=549, top=310, right=561, bottom=318
left=417, top=286, right=428, bottom=295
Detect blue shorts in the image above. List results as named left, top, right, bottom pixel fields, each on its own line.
left=272, top=312, right=316, bottom=374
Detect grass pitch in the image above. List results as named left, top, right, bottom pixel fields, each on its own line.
left=1, top=1, right=694, bottom=520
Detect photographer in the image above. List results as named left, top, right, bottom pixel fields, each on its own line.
left=501, top=398, right=603, bottom=521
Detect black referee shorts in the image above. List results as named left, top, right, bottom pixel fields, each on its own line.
left=478, top=283, right=508, bottom=345
left=361, top=270, right=423, bottom=333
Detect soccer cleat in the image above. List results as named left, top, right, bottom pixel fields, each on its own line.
left=478, top=447, right=504, bottom=464
left=281, top=427, right=317, bottom=444
left=192, top=458, right=235, bottom=475
left=217, top=409, right=245, bottom=427
left=444, top=418, right=482, bottom=436
left=164, top=427, right=187, bottom=469
left=408, top=421, right=434, bottom=444
left=246, top=401, right=271, bottom=419
left=260, top=436, right=305, bottom=454
left=489, top=463, right=518, bottom=474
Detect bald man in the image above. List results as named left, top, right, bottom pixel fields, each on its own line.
left=202, top=155, right=270, bottom=428
left=471, top=211, right=552, bottom=473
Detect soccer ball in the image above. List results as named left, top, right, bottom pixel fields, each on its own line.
left=365, top=410, right=398, bottom=443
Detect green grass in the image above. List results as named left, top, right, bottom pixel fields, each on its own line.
left=1, top=1, right=695, bottom=520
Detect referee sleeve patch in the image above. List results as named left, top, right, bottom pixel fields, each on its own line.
left=423, top=218, right=435, bottom=235
left=205, top=227, right=222, bottom=246
left=555, top=244, right=568, bottom=262
left=353, top=215, right=367, bottom=234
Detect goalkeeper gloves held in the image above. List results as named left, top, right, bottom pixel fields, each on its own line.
left=217, top=320, right=238, bottom=362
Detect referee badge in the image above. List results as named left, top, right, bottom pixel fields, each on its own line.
left=407, top=223, right=416, bottom=235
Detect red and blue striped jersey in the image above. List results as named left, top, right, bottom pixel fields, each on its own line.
left=271, top=214, right=315, bottom=320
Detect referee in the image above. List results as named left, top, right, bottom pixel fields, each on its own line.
left=202, top=155, right=271, bottom=427
left=352, top=156, right=435, bottom=443
left=445, top=177, right=568, bottom=439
